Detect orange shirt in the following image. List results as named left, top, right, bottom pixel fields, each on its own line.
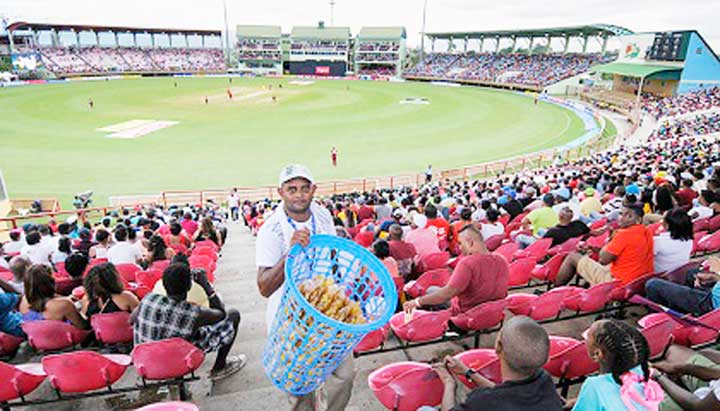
left=603, top=224, right=654, bottom=284
left=427, top=217, right=451, bottom=241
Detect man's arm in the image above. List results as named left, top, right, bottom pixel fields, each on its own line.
left=656, top=374, right=720, bottom=411
left=193, top=269, right=225, bottom=312
left=195, top=307, right=226, bottom=330
left=403, top=285, right=460, bottom=313
left=257, top=262, right=286, bottom=298
left=598, top=248, right=617, bottom=265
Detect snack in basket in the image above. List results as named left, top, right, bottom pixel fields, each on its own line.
left=298, top=277, right=367, bottom=324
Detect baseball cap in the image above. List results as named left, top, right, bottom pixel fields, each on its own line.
left=278, top=164, right=314, bottom=188
left=413, top=213, right=427, bottom=229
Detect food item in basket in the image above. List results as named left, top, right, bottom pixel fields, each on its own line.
left=299, top=277, right=367, bottom=324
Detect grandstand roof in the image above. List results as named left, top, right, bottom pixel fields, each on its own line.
left=357, top=27, right=407, bottom=40
left=591, top=62, right=683, bottom=78
left=425, top=24, right=634, bottom=40
left=236, top=25, right=282, bottom=39
left=291, top=26, right=350, bottom=41
left=5, top=21, right=221, bottom=36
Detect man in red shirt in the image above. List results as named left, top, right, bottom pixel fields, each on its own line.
left=387, top=224, right=417, bottom=279
left=676, top=179, right=698, bottom=208
left=357, top=199, right=375, bottom=222
left=331, top=146, right=338, bottom=167
left=403, top=224, right=509, bottom=316
left=425, top=204, right=452, bottom=248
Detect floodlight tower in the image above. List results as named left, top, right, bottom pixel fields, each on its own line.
left=330, top=0, right=336, bottom=26
left=420, top=0, right=428, bottom=62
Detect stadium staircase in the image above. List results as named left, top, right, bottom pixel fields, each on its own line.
left=143, top=49, right=163, bottom=71
left=70, top=49, right=101, bottom=73
left=114, top=49, right=133, bottom=72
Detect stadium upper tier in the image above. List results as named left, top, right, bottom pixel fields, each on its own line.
left=18, top=46, right=226, bottom=75
left=405, top=52, right=616, bottom=89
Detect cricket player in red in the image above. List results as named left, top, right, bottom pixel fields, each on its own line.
left=331, top=147, right=338, bottom=167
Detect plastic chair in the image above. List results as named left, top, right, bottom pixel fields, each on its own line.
left=404, top=268, right=451, bottom=299
left=91, top=312, right=133, bottom=345
left=450, top=299, right=506, bottom=332
left=709, top=215, right=720, bottom=232
left=194, top=240, right=219, bottom=252
left=149, top=260, right=170, bottom=273
left=513, top=238, right=552, bottom=261
left=693, top=231, right=708, bottom=254
left=192, top=246, right=218, bottom=261
left=354, top=324, right=390, bottom=354
left=22, top=321, right=90, bottom=351
left=54, top=262, right=70, bottom=278
left=494, top=242, right=519, bottom=263
left=42, top=351, right=131, bottom=393
left=530, top=252, right=568, bottom=283
left=675, top=310, right=720, bottom=347
left=0, top=361, right=46, bottom=403
left=544, top=336, right=598, bottom=380
left=562, top=280, right=622, bottom=313
left=0, top=270, right=12, bottom=282
left=590, top=218, right=608, bottom=230
left=114, top=263, right=141, bottom=283
left=609, top=272, right=659, bottom=302
left=505, top=288, right=576, bottom=321
left=136, top=269, right=163, bottom=289
left=415, top=252, right=450, bottom=274
left=368, top=362, right=443, bottom=411
left=453, top=349, right=502, bottom=389
left=135, top=402, right=199, bottom=411
left=0, top=332, right=25, bottom=357
left=188, top=255, right=216, bottom=279
left=389, top=310, right=451, bottom=342
left=169, top=243, right=190, bottom=256
left=507, top=257, right=537, bottom=287
left=132, top=338, right=205, bottom=381
left=484, top=234, right=505, bottom=252
left=696, top=231, right=720, bottom=254
left=547, top=237, right=581, bottom=256
left=637, top=315, right=676, bottom=359
left=586, top=231, right=610, bottom=249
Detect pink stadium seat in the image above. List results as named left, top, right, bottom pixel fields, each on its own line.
left=484, top=234, right=505, bottom=252
left=697, top=231, right=720, bottom=254
left=513, top=238, right=552, bottom=261
left=22, top=321, right=90, bottom=351
left=188, top=255, right=216, bottom=281
left=709, top=215, right=720, bottom=232
left=585, top=231, right=610, bottom=249
left=0, top=270, right=12, bottom=282
left=544, top=336, right=598, bottom=380
left=84, top=258, right=108, bottom=275
left=498, top=214, right=511, bottom=227
left=90, top=312, right=133, bottom=345
left=562, top=281, right=622, bottom=313
left=507, top=257, right=537, bottom=287
left=354, top=324, right=390, bottom=354
left=637, top=316, right=676, bottom=359
left=693, top=231, right=708, bottom=254
left=415, top=252, right=450, bottom=274
left=530, top=252, right=568, bottom=283
left=368, top=362, right=443, bottom=411
left=694, top=217, right=711, bottom=232
left=389, top=310, right=451, bottom=342
left=403, top=268, right=451, bottom=299
left=132, top=338, right=205, bottom=381
left=150, top=260, right=170, bottom=273
left=53, top=262, right=70, bottom=278
left=192, top=246, right=218, bottom=261
left=114, top=263, right=141, bottom=283
left=0, top=332, right=25, bottom=357
left=494, top=242, right=519, bottom=263
left=169, top=243, right=190, bottom=256
left=449, top=299, right=506, bottom=332
left=453, top=349, right=502, bottom=389
left=42, top=351, right=131, bottom=393
left=194, top=240, right=219, bottom=252
left=590, top=218, right=608, bottom=230
left=136, top=269, right=163, bottom=289
left=547, top=237, right=581, bottom=256
left=0, top=361, right=46, bottom=403
left=609, top=273, right=659, bottom=302
left=135, top=402, right=199, bottom=411
left=505, top=287, right=576, bottom=321
left=673, top=310, right=720, bottom=347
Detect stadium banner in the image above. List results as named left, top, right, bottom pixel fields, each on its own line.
left=617, top=34, right=656, bottom=63
left=11, top=52, right=43, bottom=71
left=315, top=66, right=331, bottom=75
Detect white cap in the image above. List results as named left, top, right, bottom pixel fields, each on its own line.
left=413, top=213, right=427, bottom=229
left=278, top=164, right=315, bottom=188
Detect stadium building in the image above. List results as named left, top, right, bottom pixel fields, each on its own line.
left=288, top=23, right=350, bottom=76
left=235, top=25, right=283, bottom=75
left=354, top=27, right=406, bottom=78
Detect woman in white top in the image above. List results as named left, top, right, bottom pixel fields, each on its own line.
left=51, top=237, right=72, bottom=264
left=89, top=229, right=111, bottom=260
left=688, top=189, right=715, bottom=221
left=480, top=209, right=505, bottom=240
left=654, top=208, right=694, bottom=274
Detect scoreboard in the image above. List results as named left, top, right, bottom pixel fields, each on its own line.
left=647, top=32, right=689, bottom=62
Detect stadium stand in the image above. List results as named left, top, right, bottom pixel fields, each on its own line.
left=288, top=24, right=350, bottom=76
left=354, top=27, right=406, bottom=78
left=236, top=25, right=283, bottom=75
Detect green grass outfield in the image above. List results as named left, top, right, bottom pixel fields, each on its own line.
left=0, top=76, right=588, bottom=207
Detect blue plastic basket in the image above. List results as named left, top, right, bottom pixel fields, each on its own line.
left=262, top=234, right=398, bottom=395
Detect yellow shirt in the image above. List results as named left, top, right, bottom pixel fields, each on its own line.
left=580, top=197, right=603, bottom=217
left=526, top=206, right=559, bottom=236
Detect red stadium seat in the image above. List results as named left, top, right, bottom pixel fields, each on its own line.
left=354, top=324, right=390, bottom=354
left=90, top=312, right=133, bottom=345
left=188, top=255, right=216, bottom=275
left=484, top=234, right=505, bottom=252
left=674, top=310, right=720, bottom=347
left=547, top=237, right=581, bottom=256
left=0, top=270, right=12, bottom=282
left=562, top=281, right=622, bottom=313
left=194, top=240, right=219, bottom=252
left=42, top=351, right=131, bottom=393
left=493, top=242, right=519, bottom=263
left=696, top=231, right=720, bottom=253
left=505, top=287, right=576, bottom=321
left=453, top=349, right=502, bottom=389
left=168, top=243, right=189, bottom=256
left=114, top=263, right=141, bottom=283
left=544, top=336, right=598, bottom=380
left=150, top=260, right=170, bottom=273
left=609, top=272, right=660, bottom=302
left=389, top=310, right=451, bottom=342
left=530, top=252, right=568, bottom=283
left=693, top=231, right=708, bottom=254
left=403, top=268, right=451, bottom=299
left=415, top=252, right=450, bottom=274
left=507, top=257, right=537, bottom=287
left=0, top=332, right=25, bottom=357
left=449, top=299, right=506, bottom=332
left=694, top=217, right=711, bottom=232
left=637, top=315, right=676, bottom=359
left=585, top=231, right=610, bottom=249
left=590, top=218, right=608, bottom=230
left=136, top=269, right=163, bottom=289
left=136, top=402, right=199, bottom=411
left=709, top=215, right=720, bottom=232
left=54, top=262, right=70, bottom=278
left=132, top=338, right=205, bottom=381
left=0, top=362, right=46, bottom=403
left=192, top=246, right=218, bottom=261
left=513, top=238, right=552, bottom=261
left=22, top=321, right=90, bottom=351
left=368, top=362, right=443, bottom=411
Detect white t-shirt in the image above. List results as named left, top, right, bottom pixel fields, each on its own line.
left=690, top=205, right=713, bottom=220
left=228, top=194, right=240, bottom=208
left=2, top=240, right=25, bottom=254
left=255, top=202, right=336, bottom=331
left=653, top=233, right=693, bottom=274
left=481, top=222, right=505, bottom=240
left=693, top=378, right=720, bottom=401
left=21, top=243, right=51, bottom=266
left=471, top=208, right=487, bottom=223
left=107, top=241, right=143, bottom=265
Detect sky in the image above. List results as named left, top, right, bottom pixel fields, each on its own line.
left=2, top=0, right=719, bottom=53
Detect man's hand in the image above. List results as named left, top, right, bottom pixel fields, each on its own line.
left=432, top=363, right=456, bottom=386
left=652, top=361, right=680, bottom=375
left=290, top=228, right=311, bottom=248
left=709, top=256, right=720, bottom=274
left=444, top=356, right=469, bottom=376
left=696, top=272, right=720, bottom=288
left=403, top=299, right=419, bottom=314
left=193, top=268, right=213, bottom=294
